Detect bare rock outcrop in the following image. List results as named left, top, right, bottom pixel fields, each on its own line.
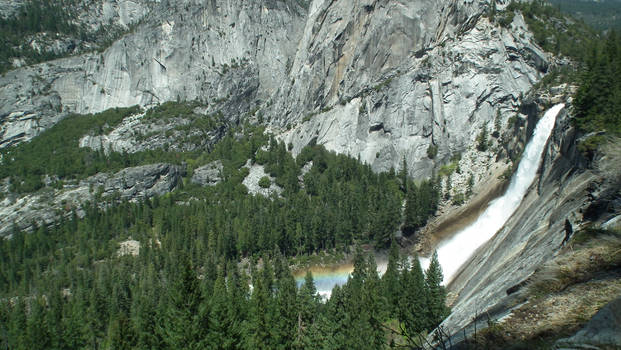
left=191, top=160, right=223, bottom=187
left=0, top=163, right=184, bottom=237
left=0, top=0, right=546, bottom=184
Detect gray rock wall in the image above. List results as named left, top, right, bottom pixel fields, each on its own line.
left=278, top=10, right=543, bottom=179
left=0, top=0, right=305, bottom=146
left=556, top=296, right=621, bottom=349
left=0, top=0, right=546, bottom=183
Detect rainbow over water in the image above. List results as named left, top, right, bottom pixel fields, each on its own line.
left=293, top=261, right=387, bottom=299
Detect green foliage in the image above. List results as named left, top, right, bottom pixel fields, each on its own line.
left=0, top=101, right=232, bottom=194
left=496, top=9, right=515, bottom=28
left=509, top=0, right=596, bottom=60
left=487, top=0, right=497, bottom=22
left=452, top=192, right=465, bottom=206
left=258, top=176, right=271, bottom=188
left=0, top=0, right=129, bottom=74
left=466, top=173, right=475, bottom=197
left=425, top=251, right=450, bottom=329
left=372, top=77, right=393, bottom=92
left=573, top=32, right=621, bottom=140
left=403, top=179, right=440, bottom=236
left=398, top=256, right=427, bottom=339
left=0, top=106, right=143, bottom=192
left=438, top=162, right=458, bottom=177
left=382, top=241, right=401, bottom=316
left=476, top=125, right=489, bottom=152
left=549, top=0, right=621, bottom=32
left=427, top=144, right=438, bottom=159
left=162, top=257, right=208, bottom=349
left=0, top=0, right=78, bottom=73
left=0, top=108, right=450, bottom=348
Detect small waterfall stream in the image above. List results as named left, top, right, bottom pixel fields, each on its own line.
left=421, top=103, right=565, bottom=283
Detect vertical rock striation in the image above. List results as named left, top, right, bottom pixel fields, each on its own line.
left=0, top=0, right=547, bottom=182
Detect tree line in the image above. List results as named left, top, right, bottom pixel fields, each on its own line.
left=573, top=31, right=621, bottom=145
left=0, top=238, right=448, bottom=350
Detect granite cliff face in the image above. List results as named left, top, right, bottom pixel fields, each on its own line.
left=0, top=0, right=303, bottom=147
left=0, top=0, right=546, bottom=181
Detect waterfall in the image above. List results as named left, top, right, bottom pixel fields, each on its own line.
left=421, top=104, right=565, bottom=284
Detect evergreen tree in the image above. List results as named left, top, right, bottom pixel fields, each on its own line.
left=26, top=297, right=51, bottom=350
left=398, top=256, right=427, bottom=340
left=425, top=251, right=450, bottom=330
left=209, top=265, right=233, bottom=350
left=382, top=240, right=401, bottom=316
left=403, top=183, right=419, bottom=236
left=298, top=271, right=319, bottom=328
left=162, top=257, right=207, bottom=350
left=399, top=156, right=409, bottom=192
left=361, top=255, right=388, bottom=349
left=246, top=260, right=274, bottom=350
left=273, top=258, right=298, bottom=349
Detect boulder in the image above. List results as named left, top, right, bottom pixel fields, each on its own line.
left=191, top=160, right=224, bottom=187
left=556, top=296, right=621, bottom=349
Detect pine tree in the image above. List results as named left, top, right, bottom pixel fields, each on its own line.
left=399, top=156, right=408, bottom=192
left=162, top=256, right=207, bottom=350
left=226, top=261, right=248, bottom=350
left=382, top=240, right=401, bottom=316
left=398, top=256, right=427, bottom=340
left=8, top=298, right=27, bottom=350
left=273, top=258, right=298, bottom=350
left=425, top=251, right=450, bottom=330
left=361, top=255, right=387, bottom=349
left=403, top=184, right=419, bottom=236
left=247, top=260, right=274, bottom=350
left=209, top=265, right=233, bottom=350
left=298, top=271, right=319, bottom=327
left=26, top=297, right=51, bottom=350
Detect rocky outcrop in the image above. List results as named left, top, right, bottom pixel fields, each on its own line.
left=78, top=110, right=226, bottom=154
left=555, top=296, right=621, bottom=349
left=117, top=239, right=141, bottom=257
left=272, top=1, right=545, bottom=180
left=191, top=160, right=223, bottom=187
left=89, top=163, right=185, bottom=199
left=0, top=0, right=24, bottom=18
left=0, top=163, right=184, bottom=237
left=0, top=0, right=151, bottom=73
left=242, top=163, right=283, bottom=198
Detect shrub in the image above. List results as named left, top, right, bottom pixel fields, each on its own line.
left=476, top=126, right=489, bottom=152
left=452, top=192, right=465, bottom=206
left=427, top=144, right=438, bottom=159
left=258, top=176, right=271, bottom=188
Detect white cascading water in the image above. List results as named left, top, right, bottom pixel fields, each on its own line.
left=421, top=104, right=565, bottom=284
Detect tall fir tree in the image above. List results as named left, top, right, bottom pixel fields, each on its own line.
left=382, top=240, right=401, bottom=316
left=425, top=251, right=450, bottom=330
left=162, top=256, right=207, bottom=350
left=398, top=255, right=427, bottom=341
